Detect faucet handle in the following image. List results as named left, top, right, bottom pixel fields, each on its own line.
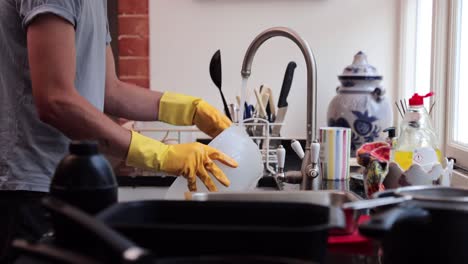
left=311, top=141, right=320, bottom=164
left=276, top=145, right=286, bottom=172
left=291, top=139, right=304, bottom=159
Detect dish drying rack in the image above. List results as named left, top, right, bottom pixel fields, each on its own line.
left=235, top=117, right=286, bottom=175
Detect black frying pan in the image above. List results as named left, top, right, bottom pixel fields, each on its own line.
left=97, top=200, right=344, bottom=263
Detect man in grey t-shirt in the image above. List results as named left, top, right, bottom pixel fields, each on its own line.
left=0, top=0, right=237, bottom=261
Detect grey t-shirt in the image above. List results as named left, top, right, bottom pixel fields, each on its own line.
left=0, top=0, right=111, bottom=192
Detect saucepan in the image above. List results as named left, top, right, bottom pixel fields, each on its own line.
left=14, top=197, right=153, bottom=264
left=358, top=186, right=468, bottom=264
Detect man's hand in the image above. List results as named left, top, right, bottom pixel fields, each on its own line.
left=158, top=92, right=231, bottom=138
left=126, top=131, right=238, bottom=191
left=193, top=100, right=231, bottom=138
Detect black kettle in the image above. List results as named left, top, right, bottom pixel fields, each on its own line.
left=50, top=141, right=118, bottom=215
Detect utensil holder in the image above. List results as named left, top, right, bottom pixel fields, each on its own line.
left=235, top=118, right=286, bottom=175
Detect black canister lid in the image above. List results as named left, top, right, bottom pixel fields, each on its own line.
left=69, top=141, right=99, bottom=155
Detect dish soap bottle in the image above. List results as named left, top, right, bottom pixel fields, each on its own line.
left=393, top=92, right=441, bottom=171
left=384, top=127, right=397, bottom=161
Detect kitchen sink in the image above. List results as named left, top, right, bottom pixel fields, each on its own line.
left=188, top=188, right=362, bottom=235
left=189, top=189, right=360, bottom=207
left=256, top=175, right=283, bottom=190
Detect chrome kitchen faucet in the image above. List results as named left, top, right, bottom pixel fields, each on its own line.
left=241, top=27, right=320, bottom=190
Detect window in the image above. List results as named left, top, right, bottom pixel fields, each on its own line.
left=399, top=0, right=433, bottom=102
left=446, top=0, right=468, bottom=168
left=401, top=0, right=468, bottom=170
left=414, top=0, right=433, bottom=99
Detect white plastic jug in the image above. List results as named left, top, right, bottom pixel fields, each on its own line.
left=165, top=126, right=263, bottom=200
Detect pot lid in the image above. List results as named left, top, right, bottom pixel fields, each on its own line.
left=339, top=51, right=382, bottom=79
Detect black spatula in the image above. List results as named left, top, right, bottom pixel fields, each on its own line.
left=209, top=50, right=232, bottom=121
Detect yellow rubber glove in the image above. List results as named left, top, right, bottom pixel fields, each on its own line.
left=158, top=92, right=231, bottom=138
left=126, top=131, right=238, bottom=192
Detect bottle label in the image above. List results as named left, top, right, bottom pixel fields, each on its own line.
left=413, top=147, right=438, bottom=166
left=405, top=112, right=421, bottom=122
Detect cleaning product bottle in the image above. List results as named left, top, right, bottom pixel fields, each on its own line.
left=393, top=92, right=442, bottom=171
left=383, top=127, right=397, bottom=147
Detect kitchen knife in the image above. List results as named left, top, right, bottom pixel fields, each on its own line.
left=272, top=61, right=297, bottom=136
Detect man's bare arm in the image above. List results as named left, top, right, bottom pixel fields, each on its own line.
left=104, top=47, right=163, bottom=121
left=27, top=14, right=131, bottom=159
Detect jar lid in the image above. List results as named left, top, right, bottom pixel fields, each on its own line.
left=338, top=51, right=382, bottom=80
left=69, top=141, right=99, bottom=155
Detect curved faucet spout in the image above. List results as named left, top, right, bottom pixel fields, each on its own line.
left=241, top=27, right=319, bottom=190
left=241, top=27, right=317, bottom=147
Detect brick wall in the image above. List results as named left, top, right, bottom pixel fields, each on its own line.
left=117, top=0, right=150, bottom=88
left=114, top=0, right=150, bottom=176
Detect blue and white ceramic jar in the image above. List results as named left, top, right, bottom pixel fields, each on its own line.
left=327, top=51, right=393, bottom=155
